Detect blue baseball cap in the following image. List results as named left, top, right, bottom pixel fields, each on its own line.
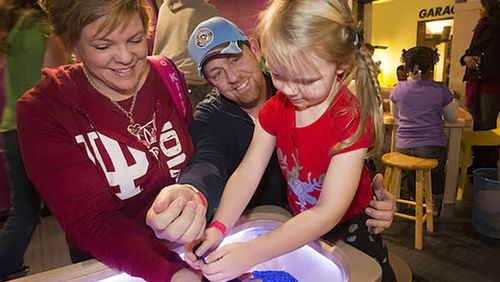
left=188, top=16, right=248, bottom=79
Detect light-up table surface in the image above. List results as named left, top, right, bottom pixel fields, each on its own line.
left=14, top=206, right=381, bottom=282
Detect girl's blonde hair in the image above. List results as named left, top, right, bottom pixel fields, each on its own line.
left=37, top=0, right=152, bottom=52
left=257, top=0, right=383, bottom=157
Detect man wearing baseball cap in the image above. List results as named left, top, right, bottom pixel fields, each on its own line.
left=147, top=17, right=395, bottom=243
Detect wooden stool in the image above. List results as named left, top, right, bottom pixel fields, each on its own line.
left=382, top=152, right=438, bottom=250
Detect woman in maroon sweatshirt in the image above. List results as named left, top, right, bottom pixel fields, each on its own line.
left=15, top=0, right=204, bottom=281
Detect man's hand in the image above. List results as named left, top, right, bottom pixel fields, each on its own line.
left=365, top=173, right=396, bottom=234
left=146, top=184, right=207, bottom=244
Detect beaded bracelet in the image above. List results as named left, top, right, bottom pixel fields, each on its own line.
left=209, top=220, right=227, bottom=236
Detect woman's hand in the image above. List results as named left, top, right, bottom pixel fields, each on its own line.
left=464, top=55, right=481, bottom=70
left=201, top=242, right=257, bottom=282
left=146, top=184, right=206, bottom=244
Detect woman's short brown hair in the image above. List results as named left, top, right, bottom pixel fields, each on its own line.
left=37, top=0, right=152, bottom=51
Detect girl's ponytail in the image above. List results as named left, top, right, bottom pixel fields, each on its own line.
left=354, top=42, right=384, bottom=157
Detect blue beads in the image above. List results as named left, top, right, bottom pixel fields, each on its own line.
left=250, top=271, right=298, bottom=282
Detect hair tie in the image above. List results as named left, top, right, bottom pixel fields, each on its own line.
left=400, top=49, right=407, bottom=63
left=353, top=21, right=364, bottom=48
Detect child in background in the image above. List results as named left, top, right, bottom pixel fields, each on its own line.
left=187, top=0, right=396, bottom=281
left=390, top=46, right=458, bottom=216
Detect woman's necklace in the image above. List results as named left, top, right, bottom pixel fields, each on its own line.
left=81, top=65, right=142, bottom=136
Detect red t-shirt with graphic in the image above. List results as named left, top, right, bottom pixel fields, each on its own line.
left=259, top=87, right=372, bottom=223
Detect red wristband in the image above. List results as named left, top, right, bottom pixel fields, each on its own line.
left=209, top=220, right=227, bottom=236
left=196, top=191, right=207, bottom=208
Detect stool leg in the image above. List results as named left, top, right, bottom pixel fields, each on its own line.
left=383, top=166, right=393, bottom=194
left=415, top=169, right=424, bottom=250
left=392, top=168, right=402, bottom=199
left=457, top=144, right=472, bottom=201
left=424, top=169, right=434, bottom=232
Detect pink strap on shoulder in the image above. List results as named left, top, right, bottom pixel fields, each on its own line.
left=148, top=55, right=189, bottom=122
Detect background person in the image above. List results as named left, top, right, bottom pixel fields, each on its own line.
left=153, top=0, right=219, bottom=107
left=0, top=0, right=68, bottom=279
left=390, top=46, right=458, bottom=216
left=15, top=0, right=203, bottom=281
left=460, top=0, right=500, bottom=170
left=186, top=0, right=396, bottom=279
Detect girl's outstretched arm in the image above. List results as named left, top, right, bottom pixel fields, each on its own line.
left=191, top=122, right=277, bottom=257
left=201, top=148, right=368, bottom=282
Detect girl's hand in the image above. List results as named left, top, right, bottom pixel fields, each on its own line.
left=184, top=240, right=203, bottom=270
left=200, top=242, right=257, bottom=282
left=192, top=227, right=224, bottom=259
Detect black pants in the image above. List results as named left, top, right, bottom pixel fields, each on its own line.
left=469, top=92, right=500, bottom=169
left=0, top=130, right=41, bottom=276
left=398, top=146, right=447, bottom=195
left=322, top=211, right=396, bottom=282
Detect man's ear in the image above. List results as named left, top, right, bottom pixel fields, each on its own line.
left=249, top=37, right=263, bottom=61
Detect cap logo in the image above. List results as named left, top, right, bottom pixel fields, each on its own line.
left=195, top=28, right=213, bottom=48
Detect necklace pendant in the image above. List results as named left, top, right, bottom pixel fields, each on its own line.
left=127, top=123, right=141, bottom=136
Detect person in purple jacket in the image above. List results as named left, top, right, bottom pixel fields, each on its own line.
left=390, top=46, right=458, bottom=216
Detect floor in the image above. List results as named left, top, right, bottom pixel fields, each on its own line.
left=22, top=215, right=71, bottom=275
left=1, top=181, right=500, bottom=281
left=383, top=182, right=500, bottom=282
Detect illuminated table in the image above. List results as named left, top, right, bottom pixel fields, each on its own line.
left=384, top=108, right=473, bottom=217
left=15, top=206, right=381, bottom=282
